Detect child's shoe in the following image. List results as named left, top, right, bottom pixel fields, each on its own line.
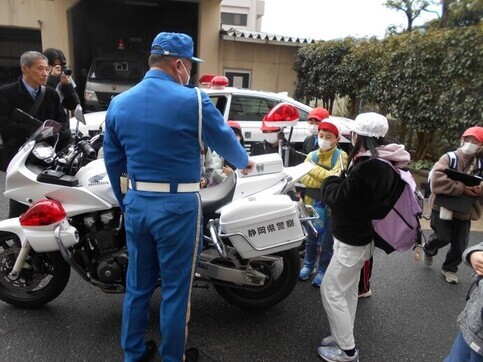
left=299, top=265, right=316, bottom=280
left=311, top=271, right=325, bottom=287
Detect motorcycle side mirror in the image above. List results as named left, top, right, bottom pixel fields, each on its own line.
left=74, top=105, right=86, bottom=125
left=73, top=105, right=86, bottom=143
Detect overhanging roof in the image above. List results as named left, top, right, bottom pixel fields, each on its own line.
left=220, top=26, right=315, bottom=46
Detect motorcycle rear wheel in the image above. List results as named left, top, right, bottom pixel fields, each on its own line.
left=0, top=232, right=71, bottom=308
left=213, top=248, right=300, bottom=310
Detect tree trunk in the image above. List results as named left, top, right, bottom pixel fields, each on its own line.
left=440, top=0, right=451, bottom=28
left=414, top=131, right=432, bottom=160
left=406, top=12, right=413, bottom=32
left=350, top=95, right=357, bottom=118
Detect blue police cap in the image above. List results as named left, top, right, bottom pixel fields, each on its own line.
left=150, top=32, right=204, bottom=63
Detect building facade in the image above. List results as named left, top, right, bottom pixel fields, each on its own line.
left=0, top=0, right=313, bottom=98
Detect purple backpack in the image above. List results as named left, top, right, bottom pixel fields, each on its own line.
left=372, top=159, right=423, bottom=251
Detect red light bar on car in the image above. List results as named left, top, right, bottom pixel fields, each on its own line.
left=198, top=74, right=229, bottom=89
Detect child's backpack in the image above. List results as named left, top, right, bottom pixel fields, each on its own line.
left=372, top=159, right=423, bottom=251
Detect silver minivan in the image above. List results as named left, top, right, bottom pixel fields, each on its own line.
left=84, top=50, right=147, bottom=112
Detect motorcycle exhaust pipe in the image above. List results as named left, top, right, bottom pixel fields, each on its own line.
left=55, top=225, right=91, bottom=283
left=207, top=219, right=227, bottom=258
left=54, top=225, right=125, bottom=291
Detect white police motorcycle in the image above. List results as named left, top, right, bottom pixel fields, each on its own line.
left=0, top=106, right=316, bottom=310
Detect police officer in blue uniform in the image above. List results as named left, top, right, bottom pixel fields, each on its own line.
left=103, top=32, right=255, bottom=362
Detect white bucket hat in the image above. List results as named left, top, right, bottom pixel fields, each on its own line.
left=349, top=112, right=388, bottom=138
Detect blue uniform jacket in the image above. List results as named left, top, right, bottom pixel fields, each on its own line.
left=103, top=69, right=249, bottom=208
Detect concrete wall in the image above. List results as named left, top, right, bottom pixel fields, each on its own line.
left=198, top=0, right=221, bottom=77
left=0, top=0, right=300, bottom=96
left=219, top=40, right=299, bottom=95
left=0, top=0, right=80, bottom=63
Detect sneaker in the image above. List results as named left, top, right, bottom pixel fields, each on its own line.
left=423, top=252, right=433, bottom=266
left=320, top=335, right=337, bottom=347
left=317, top=346, right=359, bottom=362
left=299, top=265, right=316, bottom=280
left=442, top=270, right=458, bottom=284
left=358, top=289, right=372, bottom=298
left=312, top=271, right=325, bottom=287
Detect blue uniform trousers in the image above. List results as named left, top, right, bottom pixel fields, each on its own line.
left=121, top=190, right=202, bottom=362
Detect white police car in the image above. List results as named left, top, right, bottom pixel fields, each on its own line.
left=202, top=76, right=352, bottom=152
left=70, top=75, right=352, bottom=153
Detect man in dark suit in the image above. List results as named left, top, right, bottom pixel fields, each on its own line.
left=0, top=50, right=71, bottom=216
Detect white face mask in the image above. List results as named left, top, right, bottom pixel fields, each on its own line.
left=318, top=138, right=333, bottom=151
left=308, top=124, right=319, bottom=135
left=461, top=142, right=480, bottom=155
left=177, top=60, right=190, bottom=85
left=264, top=133, right=279, bottom=144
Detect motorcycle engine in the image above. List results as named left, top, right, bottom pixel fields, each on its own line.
left=97, top=250, right=128, bottom=283
left=82, top=210, right=125, bottom=255
left=78, top=209, right=127, bottom=284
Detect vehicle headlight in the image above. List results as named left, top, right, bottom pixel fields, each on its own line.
left=84, top=90, right=98, bottom=102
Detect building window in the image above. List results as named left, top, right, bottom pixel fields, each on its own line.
left=221, top=12, right=248, bottom=27
left=225, top=70, right=251, bottom=89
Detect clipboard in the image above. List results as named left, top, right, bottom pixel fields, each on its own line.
left=444, top=168, right=482, bottom=187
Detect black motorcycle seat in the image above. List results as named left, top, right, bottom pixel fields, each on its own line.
left=200, top=172, right=236, bottom=214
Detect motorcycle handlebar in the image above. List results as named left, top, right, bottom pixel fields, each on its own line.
left=78, top=140, right=97, bottom=159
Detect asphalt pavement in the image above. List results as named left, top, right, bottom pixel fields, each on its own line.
left=0, top=173, right=482, bottom=361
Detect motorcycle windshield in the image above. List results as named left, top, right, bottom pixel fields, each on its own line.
left=27, top=120, right=62, bottom=143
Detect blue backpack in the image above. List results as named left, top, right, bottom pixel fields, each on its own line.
left=372, top=159, right=423, bottom=251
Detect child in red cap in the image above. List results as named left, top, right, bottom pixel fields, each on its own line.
left=299, top=119, right=348, bottom=286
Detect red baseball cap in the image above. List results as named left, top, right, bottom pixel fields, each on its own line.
left=462, top=126, right=483, bottom=143
left=227, top=120, right=241, bottom=131
left=318, top=120, right=340, bottom=137
left=308, top=107, right=329, bottom=122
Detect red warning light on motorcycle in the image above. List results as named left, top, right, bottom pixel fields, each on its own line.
left=263, top=103, right=300, bottom=128
left=20, top=200, right=66, bottom=226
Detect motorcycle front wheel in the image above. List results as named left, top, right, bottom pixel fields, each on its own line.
left=213, top=248, right=300, bottom=310
left=0, top=232, right=71, bottom=308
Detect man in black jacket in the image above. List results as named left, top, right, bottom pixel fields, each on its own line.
left=0, top=50, right=71, bottom=216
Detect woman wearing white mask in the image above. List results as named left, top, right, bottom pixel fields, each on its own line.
left=249, top=120, right=299, bottom=166
left=299, top=120, right=348, bottom=287
left=423, top=126, right=483, bottom=285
